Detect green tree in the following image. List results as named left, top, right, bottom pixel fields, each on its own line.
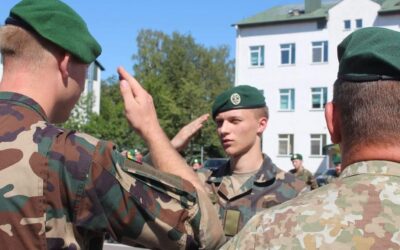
left=133, top=29, right=235, bottom=160
left=65, top=77, right=145, bottom=151
left=84, top=77, right=145, bottom=151
left=64, top=92, right=95, bottom=131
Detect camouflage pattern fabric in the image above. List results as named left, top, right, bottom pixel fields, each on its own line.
left=290, top=167, right=318, bottom=190
left=196, top=154, right=306, bottom=239
left=221, top=160, right=400, bottom=250
left=325, top=171, right=340, bottom=185
left=0, top=92, right=222, bottom=250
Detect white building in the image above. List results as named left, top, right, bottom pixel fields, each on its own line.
left=234, top=0, right=400, bottom=172
left=0, top=56, right=104, bottom=115
left=85, top=60, right=104, bottom=115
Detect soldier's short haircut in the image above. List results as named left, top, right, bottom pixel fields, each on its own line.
left=0, top=25, right=62, bottom=69
left=253, top=106, right=269, bottom=120
left=333, top=79, right=400, bottom=148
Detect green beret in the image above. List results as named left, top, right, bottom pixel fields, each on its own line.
left=332, top=155, right=341, bottom=165
left=6, top=0, right=101, bottom=64
left=291, top=154, right=303, bottom=161
left=337, top=27, right=400, bottom=82
left=212, top=85, right=266, bottom=118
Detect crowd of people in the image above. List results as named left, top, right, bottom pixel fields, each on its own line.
left=1, top=0, right=400, bottom=249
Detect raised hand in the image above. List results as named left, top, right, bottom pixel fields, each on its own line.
left=171, top=114, right=209, bottom=152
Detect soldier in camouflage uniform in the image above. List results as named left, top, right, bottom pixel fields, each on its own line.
left=173, top=86, right=306, bottom=239
left=0, top=1, right=225, bottom=249
left=221, top=27, right=400, bottom=249
left=289, top=153, right=318, bottom=190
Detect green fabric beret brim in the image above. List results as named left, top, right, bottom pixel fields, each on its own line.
left=212, top=85, right=266, bottom=119
left=7, top=0, right=101, bottom=64
left=337, top=27, right=400, bottom=82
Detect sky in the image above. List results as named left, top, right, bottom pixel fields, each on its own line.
left=1, top=0, right=300, bottom=79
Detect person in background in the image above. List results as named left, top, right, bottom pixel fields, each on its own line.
left=289, top=153, right=318, bottom=190
left=192, top=159, right=202, bottom=171
left=171, top=85, right=306, bottom=239
left=221, top=27, right=400, bottom=249
left=0, top=0, right=224, bottom=249
left=326, top=155, right=342, bottom=184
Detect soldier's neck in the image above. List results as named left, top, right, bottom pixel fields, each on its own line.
left=342, top=144, right=400, bottom=170
left=230, top=146, right=264, bottom=174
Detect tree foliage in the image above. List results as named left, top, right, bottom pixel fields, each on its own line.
left=132, top=29, right=234, bottom=160
left=65, top=29, right=235, bottom=160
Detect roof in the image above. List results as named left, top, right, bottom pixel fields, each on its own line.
left=379, top=0, right=400, bottom=14
left=94, top=60, right=105, bottom=71
left=235, top=0, right=400, bottom=27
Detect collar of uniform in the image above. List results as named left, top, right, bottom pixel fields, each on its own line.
left=253, top=154, right=278, bottom=183
left=207, top=160, right=231, bottom=183
left=340, top=160, right=400, bottom=179
left=207, top=154, right=277, bottom=184
left=0, top=92, right=48, bottom=122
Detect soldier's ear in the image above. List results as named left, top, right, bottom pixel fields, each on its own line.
left=257, top=116, right=268, bottom=134
left=58, top=53, right=71, bottom=79
left=325, top=102, right=341, bottom=143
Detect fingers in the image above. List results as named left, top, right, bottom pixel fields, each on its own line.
left=117, top=66, right=144, bottom=98
left=196, top=113, right=209, bottom=126
left=188, top=113, right=209, bottom=131
left=119, top=77, right=136, bottom=114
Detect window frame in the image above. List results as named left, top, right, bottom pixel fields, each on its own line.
left=278, top=134, right=294, bottom=156
left=355, top=19, right=363, bottom=29
left=311, top=41, right=328, bottom=63
left=250, top=45, right=265, bottom=67
left=311, top=87, right=328, bottom=109
left=344, top=20, right=351, bottom=30
left=280, top=43, right=296, bottom=65
left=310, top=134, right=327, bottom=156
left=279, top=88, right=295, bottom=111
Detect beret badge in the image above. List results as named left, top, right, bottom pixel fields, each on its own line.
left=230, top=93, right=241, bottom=105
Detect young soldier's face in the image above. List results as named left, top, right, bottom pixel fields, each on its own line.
left=215, top=109, right=261, bottom=157
left=291, top=159, right=302, bottom=170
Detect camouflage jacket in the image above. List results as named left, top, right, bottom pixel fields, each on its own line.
left=289, top=167, right=318, bottom=190
left=196, top=154, right=306, bottom=238
left=0, top=92, right=224, bottom=250
left=222, top=160, right=400, bottom=249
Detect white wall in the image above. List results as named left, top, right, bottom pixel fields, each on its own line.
left=235, top=0, right=399, bottom=172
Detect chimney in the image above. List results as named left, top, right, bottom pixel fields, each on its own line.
left=305, top=0, right=321, bottom=13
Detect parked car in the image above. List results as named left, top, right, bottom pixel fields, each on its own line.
left=202, top=158, right=228, bottom=171
left=316, top=168, right=338, bottom=187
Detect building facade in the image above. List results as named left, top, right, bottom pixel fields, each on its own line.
left=234, top=0, right=400, bottom=172
left=85, top=61, right=104, bottom=115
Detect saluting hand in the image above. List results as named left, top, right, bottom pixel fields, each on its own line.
left=118, top=66, right=161, bottom=140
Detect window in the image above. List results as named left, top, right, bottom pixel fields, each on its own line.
left=279, top=89, right=295, bottom=111
left=280, top=43, right=296, bottom=65
left=344, top=20, right=351, bottom=30
left=356, top=19, right=363, bottom=29
left=310, top=134, right=327, bottom=156
left=312, top=41, right=328, bottom=63
left=278, top=134, right=294, bottom=155
left=250, top=46, right=264, bottom=66
left=311, top=87, right=327, bottom=109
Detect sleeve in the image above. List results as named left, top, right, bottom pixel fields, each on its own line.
left=75, top=140, right=225, bottom=249
left=308, top=172, right=318, bottom=190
